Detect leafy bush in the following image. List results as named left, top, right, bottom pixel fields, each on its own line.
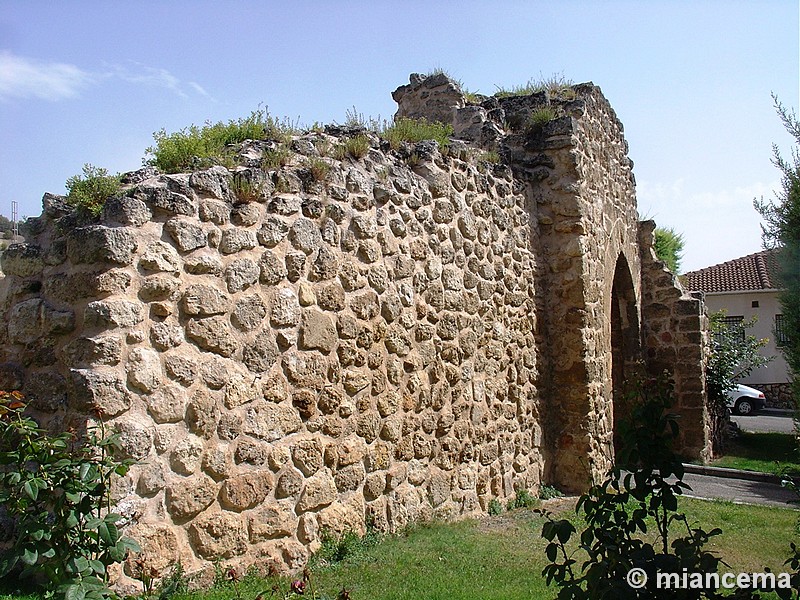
left=507, top=489, right=538, bottom=510
left=487, top=499, right=503, bottom=516
left=65, top=164, right=122, bottom=216
left=383, top=117, right=453, bottom=150
left=538, top=485, right=563, bottom=500
left=311, top=524, right=381, bottom=570
left=653, top=226, right=686, bottom=273
left=0, top=391, right=139, bottom=599
left=706, top=311, right=771, bottom=404
left=146, top=108, right=297, bottom=173
left=540, top=375, right=727, bottom=598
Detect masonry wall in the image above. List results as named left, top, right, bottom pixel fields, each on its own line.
left=0, top=73, right=713, bottom=585
left=0, top=130, right=543, bottom=583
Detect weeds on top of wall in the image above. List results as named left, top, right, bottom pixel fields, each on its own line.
left=146, top=108, right=299, bottom=173
left=494, top=73, right=576, bottom=101
left=65, top=164, right=122, bottom=216
left=0, top=391, right=140, bottom=600
left=383, top=117, right=454, bottom=150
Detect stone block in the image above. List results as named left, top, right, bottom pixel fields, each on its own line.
left=221, top=465, right=275, bottom=509
left=188, top=512, right=247, bottom=559
left=1, top=243, right=44, bottom=276
left=249, top=504, right=297, bottom=542
left=147, top=384, right=189, bottom=424
left=166, top=475, right=217, bottom=519
left=127, top=347, right=162, bottom=393
left=185, top=317, right=238, bottom=357
left=67, top=226, right=137, bottom=265
left=225, top=258, right=260, bottom=293
left=139, top=241, right=182, bottom=273
left=296, top=471, right=337, bottom=513
left=84, top=300, right=143, bottom=329
left=298, top=310, right=336, bottom=354
left=182, top=284, right=230, bottom=316
left=164, top=217, right=208, bottom=252
left=243, top=401, right=302, bottom=442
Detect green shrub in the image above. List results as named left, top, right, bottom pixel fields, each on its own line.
left=538, top=484, right=563, bottom=500
left=0, top=391, right=139, bottom=599
left=383, top=117, right=453, bottom=150
left=146, top=108, right=297, bottom=173
left=231, top=173, right=264, bottom=203
left=507, top=489, right=538, bottom=510
left=311, top=525, right=381, bottom=570
left=540, top=375, right=727, bottom=598
left=477, top=150, right=501, bottom=164
left=262, top=143, right=293, bottom=170
left=487, top=499, right=503, bottom=516
left=65, top=164, right=121, bottom=216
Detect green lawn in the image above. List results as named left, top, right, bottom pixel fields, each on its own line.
left=2, top=497, right=797, bottom=600
left=710, top=432, right=800, bottom=475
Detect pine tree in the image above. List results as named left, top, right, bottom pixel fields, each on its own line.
left=754, top=94, right=800, bottom=405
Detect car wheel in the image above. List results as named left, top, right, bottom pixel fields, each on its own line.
left=735, top=399, right=753, bottom=415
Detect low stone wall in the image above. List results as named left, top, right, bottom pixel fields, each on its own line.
left=757, top=382, right=795, bottom=409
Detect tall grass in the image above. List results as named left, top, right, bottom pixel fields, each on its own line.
left=146, top=108, right=298, bottom=173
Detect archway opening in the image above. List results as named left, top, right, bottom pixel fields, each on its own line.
left=610, top=253, right=641, bottom=456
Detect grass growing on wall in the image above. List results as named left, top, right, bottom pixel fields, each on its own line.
left=146, top=108, right=298, bottom=173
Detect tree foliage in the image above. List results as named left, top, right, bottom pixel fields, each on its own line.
left=754, top=94, right=800, bottom=404
left=706, top=311, right=772, bottom=405
left=653, top=227, right=685, bottom=274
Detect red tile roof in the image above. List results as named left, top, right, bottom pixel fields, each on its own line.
left=683, top=250, right=782, bottom=293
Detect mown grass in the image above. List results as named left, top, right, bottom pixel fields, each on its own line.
left=711, top=432, right=800, bottom=475
left=1, top=497, right=796, bottom=600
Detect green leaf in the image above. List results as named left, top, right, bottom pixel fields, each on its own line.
left=98, top=520, right=119, bottom=545
left=21, top=547, right=38, bottom=565
left=88, top=559, right=106, bottom=575
left=22, top=479, right=38, bottom=501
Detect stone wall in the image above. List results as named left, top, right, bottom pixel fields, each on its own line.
left=0, top=125, right=543, bottom=583
left=0, top=72, right=712, bottom=583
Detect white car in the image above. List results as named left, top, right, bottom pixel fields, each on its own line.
left=726, top=384, right=766, bottom=415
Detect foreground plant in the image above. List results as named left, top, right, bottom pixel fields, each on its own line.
left=0, top=392, right=139, bottom=599
left=540, top=376, right=727, bottom=599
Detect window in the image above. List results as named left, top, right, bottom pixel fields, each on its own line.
left=751, top=300, right=759, bottom=308
left=776, top=314, right=790, bottom=347
left=714, top=315, right=745, bottom=344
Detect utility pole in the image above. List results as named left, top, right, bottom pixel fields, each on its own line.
left=11, top=200, right=19, bottom=239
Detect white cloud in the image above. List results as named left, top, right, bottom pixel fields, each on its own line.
left=0, top=51, right=212, bottom=102
left=0, top=51, right=93, bottom=101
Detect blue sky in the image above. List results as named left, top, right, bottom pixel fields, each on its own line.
left=0, top=1, right=797, bottom=272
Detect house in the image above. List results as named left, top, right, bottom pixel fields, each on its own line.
left=683, top=250, right=792, bottom=407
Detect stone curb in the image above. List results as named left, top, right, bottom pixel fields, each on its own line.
left=682, top=463, right=791, bottom=484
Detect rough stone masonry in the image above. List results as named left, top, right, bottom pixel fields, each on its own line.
left=0, top=72, right=712, bottom=586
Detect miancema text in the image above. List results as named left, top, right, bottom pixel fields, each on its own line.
left=658, top=570, right=791, bottom=590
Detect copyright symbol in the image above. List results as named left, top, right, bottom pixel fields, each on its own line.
left=627, top=567, right=647, bottom=589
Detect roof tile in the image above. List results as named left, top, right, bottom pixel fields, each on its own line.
left=683, top=250, right=781, bottom=293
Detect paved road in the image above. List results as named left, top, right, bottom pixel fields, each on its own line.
left=732, top=409, right=795, bottom=434
left=681, top=470, right=798, bottom=508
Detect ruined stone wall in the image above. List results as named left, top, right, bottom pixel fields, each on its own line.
left=638, top=221, right=713, bottom=459
left=0, top=130, right=543, bottom=583
left=0, top=72, right=713, bottom=583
